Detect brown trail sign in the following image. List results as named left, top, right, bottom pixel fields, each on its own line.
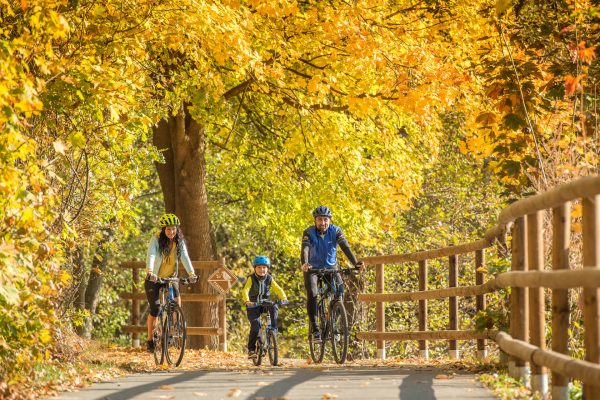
left=208, top=266, right=238, bottom=294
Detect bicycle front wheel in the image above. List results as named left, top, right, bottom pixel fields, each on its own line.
left=164, top=304, right=187, bottom=367
left=309, top=299, right=326, bottom=364
left=253, top=333, right=263, bottom=366
left=331, top=301, right=349, bottom=364
left=267, top=330, right=278, bottom=366
left=153, top=310, right=166, bottom=365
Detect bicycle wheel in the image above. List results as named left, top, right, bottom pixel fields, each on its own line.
left=253, top=331, right=263, bottom=366
left=267, top=330, right=278, bottom=366
left=309, top=299, right=326, bottom=363
left=153, top=310, right=166, bottom=365
left=331, top=301, right=349, bottom=364
left=164, top=303, right=187, bottom=367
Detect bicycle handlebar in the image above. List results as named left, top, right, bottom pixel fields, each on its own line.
left=308, top=267, right=360, bottom=276
left=156, top=276, right=193, bottom=285
left=248, top=299, right=289, bottom=308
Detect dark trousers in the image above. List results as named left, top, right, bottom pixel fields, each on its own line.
left=246, top=305, right=278, bottom=352
left=303, top=270, right=343, bottom=331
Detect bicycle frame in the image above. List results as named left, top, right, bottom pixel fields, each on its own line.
left=153, top=277, right=189, bottom=367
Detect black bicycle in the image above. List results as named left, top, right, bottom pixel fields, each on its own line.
left=152, top=277, right=191, bottom=367
left=249, top=299, right=287, bottom=366
left=308, top=268, right=358, bottom=364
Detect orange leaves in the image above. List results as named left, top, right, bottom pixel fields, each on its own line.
left=570, top=41, right=597, bottom=64
left=564, top=75, right=582, bottom=96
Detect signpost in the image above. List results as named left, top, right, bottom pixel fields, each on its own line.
left=208, top=266, right=238, bottom=294
left=208, top=264, right=238, bottom=351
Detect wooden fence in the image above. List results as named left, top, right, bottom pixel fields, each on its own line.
left=120, top=259, right=228, bottom=351
left=357, top=175, right=600, bottom=399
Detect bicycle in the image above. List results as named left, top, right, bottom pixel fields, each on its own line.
left=248, top=299, right=287, bottom=366
left=308, top=267, right=358, bottom=364
left=152, top=276, right=191, bottom=367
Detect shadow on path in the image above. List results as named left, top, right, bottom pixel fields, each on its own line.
left=399, top=369, right=435, bottom=400
left=252, top=369, right=317, bottom=398
left=83, top=370, right=207, bottom=400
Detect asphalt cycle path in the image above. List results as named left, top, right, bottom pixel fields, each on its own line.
left=53, top=361, right=496, bottom=400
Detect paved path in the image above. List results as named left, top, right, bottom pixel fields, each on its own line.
left=54, top=364, right=496, bottom=400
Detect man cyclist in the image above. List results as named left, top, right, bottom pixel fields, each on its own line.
left=301, top=205, right=364, bottom=341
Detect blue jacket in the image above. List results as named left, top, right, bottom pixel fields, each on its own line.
left=146, top=233, right=194, bottom=276
left=301, top=224, right=358, bottom=269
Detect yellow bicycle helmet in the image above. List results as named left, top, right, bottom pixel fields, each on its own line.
left=159, top=213, right=180, bottom=227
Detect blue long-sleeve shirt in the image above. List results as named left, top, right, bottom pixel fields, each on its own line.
left=301, top=224, right=359, bottom=269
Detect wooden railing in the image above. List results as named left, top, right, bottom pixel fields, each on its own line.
left=357, top=175, right=600, bottom=399
left=120, top=260, right=227, bottom=350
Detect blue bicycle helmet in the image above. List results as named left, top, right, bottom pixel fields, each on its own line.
left=312, top=205, right=332, bottom=218
left=252, top=255, right=271, bottom=267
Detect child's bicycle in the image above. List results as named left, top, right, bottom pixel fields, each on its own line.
left=308, top=267, right=359, bottom=364
left=249, top=299, right=288, bottom=366
left=152, top=276, right=192, bottom=367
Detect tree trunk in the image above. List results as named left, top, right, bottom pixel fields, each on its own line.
left=153, top=104, right=217, bottom=349
left=79, top=229, right=112, bottom=338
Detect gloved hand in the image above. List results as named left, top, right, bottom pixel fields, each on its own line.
left=146, top=272, right=158, bottom=282
left=356, top=261, right=365, bottom=272
left=245, top=301, right=256, bottom=307
left=188, top=274, right=198, bottom=284
left=279, top=299, right=289, bottom=306
left=302, top=263, right=312, bottom=272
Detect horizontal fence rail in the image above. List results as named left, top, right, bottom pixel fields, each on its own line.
left=356, top=176, right=600, bottom=400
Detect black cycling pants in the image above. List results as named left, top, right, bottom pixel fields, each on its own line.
left=246, top=305, right=278, bottom=352
left=144, top=279, right=180, bottom=317
left=303, top=270, right=343, bottom=331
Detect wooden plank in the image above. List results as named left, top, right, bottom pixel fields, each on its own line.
left=120, top=293, right=222, bottom=302
left=361, top=239, right=490, bottom=266
left=552, top=202, right=571, bottom=394
left=475, top=249, right=486, bottom=357
left=418, top=260, right=428, bottom=357
left=583, top=195, right=600, bottom=399
left=493, top=331, right=600, bottom=386
left=122, top=325, right=222, bottom=336
left=448, top=254, right=458, bottom=356
left=527, top=210, right=547, bottom=395
left=510, top=217, right=528, bottom=372
left=357, top=330, right=488, bottom=341
left=375, top=264, right=385, bottom=358
left=358, top=280, right=497, bottom=302
left=498, top=176, right=600, bottom=226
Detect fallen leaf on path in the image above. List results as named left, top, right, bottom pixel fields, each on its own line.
left=434, top=374, right=454, bottom=380
left=318, top=385, right=337, bottom=388
left=159, top=385, right=175, bottom=390
left=227, top=388, right=242, bottom=397
left=193, top=392, right=208, bottom=397
left=256, top=381, right=268, bottom=386
left=322, top=393, right=338, bottom=400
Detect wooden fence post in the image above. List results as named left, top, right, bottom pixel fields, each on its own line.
left=419, top=260, right=429, bottom=359
left=583, top=195, right=600, bottom=399
left=510, top=217, right=529, bottom=382
left=376, top=263, right=386, bottom=359
left=448, top=254, right=459, bottom=360
left=132, top=266, right=140, bottom=348
left=475, top=249, right=486, bottom=360
left=527, top=211, right=547, bottom=397
left=218, top=257, right=227, bottom=352
left=552, top=202, right=570, bottom=400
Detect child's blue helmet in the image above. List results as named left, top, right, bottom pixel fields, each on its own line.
left=252, top=255, right=271, bottom=267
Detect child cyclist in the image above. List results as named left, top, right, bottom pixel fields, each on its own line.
left=242, top=255, right=288, bottom=359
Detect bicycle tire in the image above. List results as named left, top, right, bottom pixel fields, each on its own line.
left=267, top=330, right=278, bottom=366
left=309, top=299, right=326, bottom=363
left=330, top=301, right=349, bottom=364
left=153, top=310, right=166, bottom=365
left=164, top=304, right=187, bottom=367
left=253, top=333, right=263, bottom=366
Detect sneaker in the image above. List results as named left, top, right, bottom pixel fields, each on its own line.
left=146, top=340, right=155, bottom=353
left=248, top=351, right=257, bottom=359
